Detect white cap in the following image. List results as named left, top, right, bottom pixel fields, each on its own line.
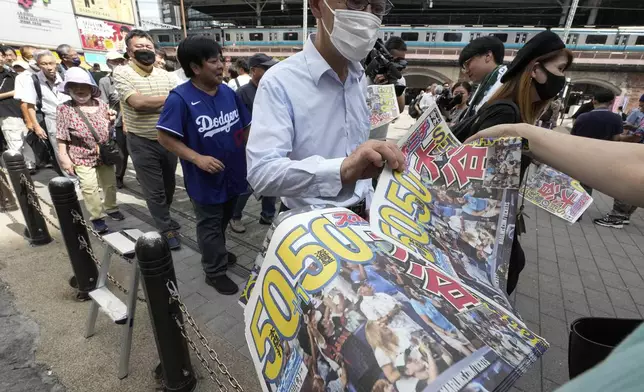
left=105, top=51, right=125, bottom=61
left=12, top=60, right=29, bottom=70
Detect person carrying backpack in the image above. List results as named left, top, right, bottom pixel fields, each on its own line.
left=454, top=30, right=574, bottom=295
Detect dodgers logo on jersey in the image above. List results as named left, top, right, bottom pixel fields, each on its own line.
left=196, top=110, right=240, bottom=138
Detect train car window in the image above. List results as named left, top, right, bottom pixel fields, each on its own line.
left=636, top=36, right=644, bottom=45
left=425, top=32, right=430, bottom=42
left=492, top=33, right=508, bottom=42
left=566, top=34, right=579, bottom=45
left=158, top=35, right=170, bottom=43
left=283, top=32, right=299, bottom=41
left=215, top=33, right=221, bottom=41
left=443, top=32, right=462, bottom=42
left=225, top=33, right=231, bottom=41
left=520, top=33, right=528, bottom=43
left=250, top=33, right=263, bottom=41
left=515, top=34, right=521, bottom=43
left=586, top=35, right=607, bottom=45
left=401, top=32, right=419, bottom=41
left=431, top=32, right=436, bottom=42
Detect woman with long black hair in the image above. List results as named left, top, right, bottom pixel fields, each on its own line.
left=456, top=30, right=574, bottom=294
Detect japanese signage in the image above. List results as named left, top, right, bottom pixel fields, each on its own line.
left=76, top=16, right=132, bottom=52
left=521, top=165, right=593, bottom=223
left=72, top=0, right=134, bottom=25
left=367, top=84, right=401, bottom=131
left=242, top=101, right=548, bottom=392
left=1, top=0, right=82, bottom=49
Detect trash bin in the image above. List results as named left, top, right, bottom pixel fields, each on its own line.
left=568, top=317, right=642, bottom=379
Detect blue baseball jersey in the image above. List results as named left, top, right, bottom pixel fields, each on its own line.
left=157, top=82, right=251, bottom=205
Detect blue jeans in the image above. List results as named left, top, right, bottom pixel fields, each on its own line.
left=232, top=184, right=276, bottom=221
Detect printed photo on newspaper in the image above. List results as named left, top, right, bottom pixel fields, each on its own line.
left=367, top=84, right=401, bottom=131
left=242, top=101, right=548, bottom=392
left=520, top=164, right=593, bottom=223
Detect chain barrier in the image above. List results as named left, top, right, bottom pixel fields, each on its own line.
left=77, top=233, right=146, bottom=303
left=166, top=280, right=244, bottom=392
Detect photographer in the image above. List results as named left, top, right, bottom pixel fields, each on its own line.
left=447, top=82, right=472, bottom=127
left=365, top=36, right=407, bottom=140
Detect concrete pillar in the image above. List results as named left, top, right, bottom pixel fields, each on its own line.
left=586, top=0, right=601, bottom=25
left=256, top=0, right=262, bottom=26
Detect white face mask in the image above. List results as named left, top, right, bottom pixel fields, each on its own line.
left=321, top=0, right=381, bottom=62
left=70, top=92, right=91, bottom=105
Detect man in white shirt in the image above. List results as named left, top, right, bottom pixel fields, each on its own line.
left=226, top=58, right=251, bottom=91
left=18, top=50, right=71, bottom=175
left=246, top=0, right=405, bottom=216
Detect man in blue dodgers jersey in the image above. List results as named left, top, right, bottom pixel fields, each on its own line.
left=157, top=36, right=251, bottom=295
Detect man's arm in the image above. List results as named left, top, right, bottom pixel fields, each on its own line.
left=26, top=104, right=46, bottom=138
left=247, top=77, right=404, bottom=198
left=20, top=102, right=32, bottom=130
left=246, top=77, right=346, bottom=198
left=113, top=68, right=166, bottom=112
left=158, top=131, right=224, bottom=173
left=0, top=90, right=14, bottom=100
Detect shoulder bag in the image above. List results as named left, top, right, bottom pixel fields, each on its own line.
left=74, top=106, right=123, bottom=166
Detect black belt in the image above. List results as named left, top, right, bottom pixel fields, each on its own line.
left=279, top=199, right=368, bottom=219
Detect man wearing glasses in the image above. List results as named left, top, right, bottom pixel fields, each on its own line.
left=247, top=0, right=405, bottom=218
left=113, top=30, right=182, bottom=249
left=458, top=36, right=506, bottom=119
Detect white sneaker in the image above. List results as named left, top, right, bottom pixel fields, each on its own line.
left=229, top=219, right=246, bottom=233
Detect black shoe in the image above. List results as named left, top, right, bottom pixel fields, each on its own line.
left=259, top=215, right=274, bottom=225
left=107, top=210, right=125, bottom=221
left=205, top=275, right=239, bottom=295
left=91, top=218, right=109, bottom=234
left=116, top=178, right=124, bottom=189
left=594, top=216, right=625, bottom=229
left=170, top=219, right=181, bottom=230
left=228, top=252, right=237, bottom=265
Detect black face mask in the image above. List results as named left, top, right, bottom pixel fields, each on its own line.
left=534, top=64, right=566, bottom=101
left=133, top=50, right=155, bottom=66
left=71, top=58, right=82, bottom=67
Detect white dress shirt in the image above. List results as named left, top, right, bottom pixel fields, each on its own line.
left=246, top=35, right=372, bottom=209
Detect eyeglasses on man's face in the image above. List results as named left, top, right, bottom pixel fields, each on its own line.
left=344, top=0, right=393, bottom=17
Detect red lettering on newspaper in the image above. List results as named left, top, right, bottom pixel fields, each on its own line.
left=331, top=212, right=367, bottom=228
left=559, top=189, right=577, bottom=209
left=407, top=261, right=480, bottom=311
left=414, top=150, right=441, bottom=182
left=538, top=182, right=561, bottom=201
left=441, top=146, right=487, bottom=188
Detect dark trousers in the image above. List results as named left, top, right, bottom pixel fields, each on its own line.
left=192, top=197, right=238, bottom=278
left=611, top=199, right=637, bottom=219
left=127, top=132, right=178, bottom=232
left=232, top=184, right=276, bottom=221
left=114, top=126, right=129, bottom=181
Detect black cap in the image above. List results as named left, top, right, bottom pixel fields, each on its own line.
left=501, top=30, right=569, bottom=83
left=248, top=53, right=278, bottom=69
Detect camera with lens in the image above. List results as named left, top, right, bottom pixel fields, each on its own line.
left=364, top=39, right=408, bottom=96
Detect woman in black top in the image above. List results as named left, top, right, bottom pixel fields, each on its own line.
left=457, top=30, right=574, bottom=294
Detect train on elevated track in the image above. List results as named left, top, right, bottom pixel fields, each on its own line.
left=151, top=25, right=644, bottom=52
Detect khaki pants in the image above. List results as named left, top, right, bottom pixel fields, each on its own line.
left=74, top=164, right=118, bottom=221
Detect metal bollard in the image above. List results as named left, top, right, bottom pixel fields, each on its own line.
left=2, top=150, right=52, bottom=245
left=135, top=232, right=196, bottom=392
left=48, top=177, right=98, bottom=298
left=0, top=168, right=18, bottom=212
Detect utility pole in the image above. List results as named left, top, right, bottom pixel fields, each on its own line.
left=303, top=0, right=308, bottom=42
left=179, top=0, right=187, bottom=38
